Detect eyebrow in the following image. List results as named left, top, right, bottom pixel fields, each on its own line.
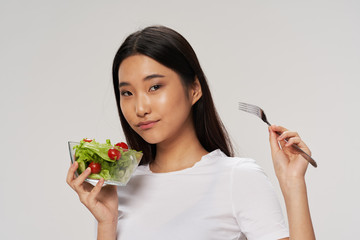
left=119, top=74, right=165, bottom=88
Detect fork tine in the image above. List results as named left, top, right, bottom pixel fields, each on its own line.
left=238, top=102, right=261, bottom=116
left=238, top=102, right=258, bottom=111
left=241, top=103, right=270, bottom=125
left=238, top=106, right=257, bottom=115
left=238, top=102, right=270, bottom=125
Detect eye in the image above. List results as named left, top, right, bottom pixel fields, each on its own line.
left=120, top=90, right=132, bottom=97
left=149, top=85, right=161, bottom=92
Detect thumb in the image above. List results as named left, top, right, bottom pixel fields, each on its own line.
left=268, top=126, right=280, bottom=157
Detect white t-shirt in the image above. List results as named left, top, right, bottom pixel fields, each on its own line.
left=116, top=149, right=289, bottom=240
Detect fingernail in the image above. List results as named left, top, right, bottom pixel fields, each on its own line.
left=85, top=167, right=91, bottom=173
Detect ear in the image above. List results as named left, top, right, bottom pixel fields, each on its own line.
left=190, top=77, right=202, bottom=105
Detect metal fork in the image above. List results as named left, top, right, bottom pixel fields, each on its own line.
left=238, top=102, right=318, bottom=168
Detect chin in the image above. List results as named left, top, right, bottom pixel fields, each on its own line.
left=138, top=133, right=163, bottom=145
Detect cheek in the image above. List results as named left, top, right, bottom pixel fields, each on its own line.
left=120, top=101, right=133, bottom=123
left=157, top=91, right=177, bottom=109
left=157, top=88, right=192, bottom=122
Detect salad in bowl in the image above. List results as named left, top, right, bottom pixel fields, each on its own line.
left=68, top=139, right=143, bottom=186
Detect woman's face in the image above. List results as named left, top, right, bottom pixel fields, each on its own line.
left=118, top=54, right=201, bottom=145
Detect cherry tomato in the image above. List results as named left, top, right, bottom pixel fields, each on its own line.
left=83, top=138, right=93, bottom=142
left=115, top=142, right=128, bottom=150
left=89, top=162, right=101, bottom=174
left=108, top=148, right=121, bottom=160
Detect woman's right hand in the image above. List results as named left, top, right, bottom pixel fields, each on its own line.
left=66, top=161, right=119, bottom=225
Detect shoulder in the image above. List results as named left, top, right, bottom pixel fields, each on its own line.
left=206, top=150, right=272, bottom=191
left=206, top=149, right=265, bottom=174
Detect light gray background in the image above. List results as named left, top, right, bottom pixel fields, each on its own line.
left=1, top=0, right=359, bottom=239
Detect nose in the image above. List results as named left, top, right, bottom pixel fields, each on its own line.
left=135, top=93, right=151, bottom=117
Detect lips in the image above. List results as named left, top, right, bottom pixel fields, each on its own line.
left=137, top=120, right=159, bottom=130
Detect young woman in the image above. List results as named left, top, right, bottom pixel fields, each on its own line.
left=67, top=26, right=315, bottom=240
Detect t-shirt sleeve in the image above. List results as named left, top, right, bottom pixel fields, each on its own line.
left=230, top=159, right=289, bottom=240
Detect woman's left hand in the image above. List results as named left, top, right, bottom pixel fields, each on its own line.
left=268, top=125, right=311, bottom=182
left=269, top=125, right=316, bottom=239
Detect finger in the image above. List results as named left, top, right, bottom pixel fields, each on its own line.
left=268, top=126, right=281, bottom=154
left=88, top=178, right=105, bottom=205
left=66, top=161, right=78, bottom=187
left=270, top=125, right=289, bottom=135
left=287, top=137, right=312, bottom=156
left=277, top=131, right=300, bottom=141
left=271, top=125, right=296, bottom=149
left=276, top=138, right=286, bottom=151
left=73, top=167, right=92, bottom=189
left=284, top=136, right=301, bottom=147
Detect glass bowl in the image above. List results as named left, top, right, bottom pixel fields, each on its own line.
left=68, top=141, right=143, bottom=186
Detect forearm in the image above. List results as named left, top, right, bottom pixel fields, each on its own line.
left=280, top=177, right=315, bottom=240
left=97, top=221, right=117, bottom=240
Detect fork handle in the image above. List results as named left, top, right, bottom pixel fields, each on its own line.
left=275, top=131, right=318, bottom=168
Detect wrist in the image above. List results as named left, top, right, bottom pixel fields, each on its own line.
left=278, top=175, right=307, bottom=195
left=96, top=211, right=118, bottom=225
left=97, top=217, right=118, bottom=228
left=97, top=220, right=117, bottom=240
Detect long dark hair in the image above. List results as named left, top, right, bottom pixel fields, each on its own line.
left=112, top=25, right=234, bottom=165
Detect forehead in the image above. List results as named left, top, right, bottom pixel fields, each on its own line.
left=118, top=55, right=175, bottom=81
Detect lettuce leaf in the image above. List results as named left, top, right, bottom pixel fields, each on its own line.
left=73, top=139, right=142, bottom=181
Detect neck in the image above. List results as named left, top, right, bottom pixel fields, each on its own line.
left=151, top=117, right=208, bottom=173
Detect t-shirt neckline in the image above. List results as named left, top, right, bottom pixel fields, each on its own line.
left=143, top=149, right=224, bottom=175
